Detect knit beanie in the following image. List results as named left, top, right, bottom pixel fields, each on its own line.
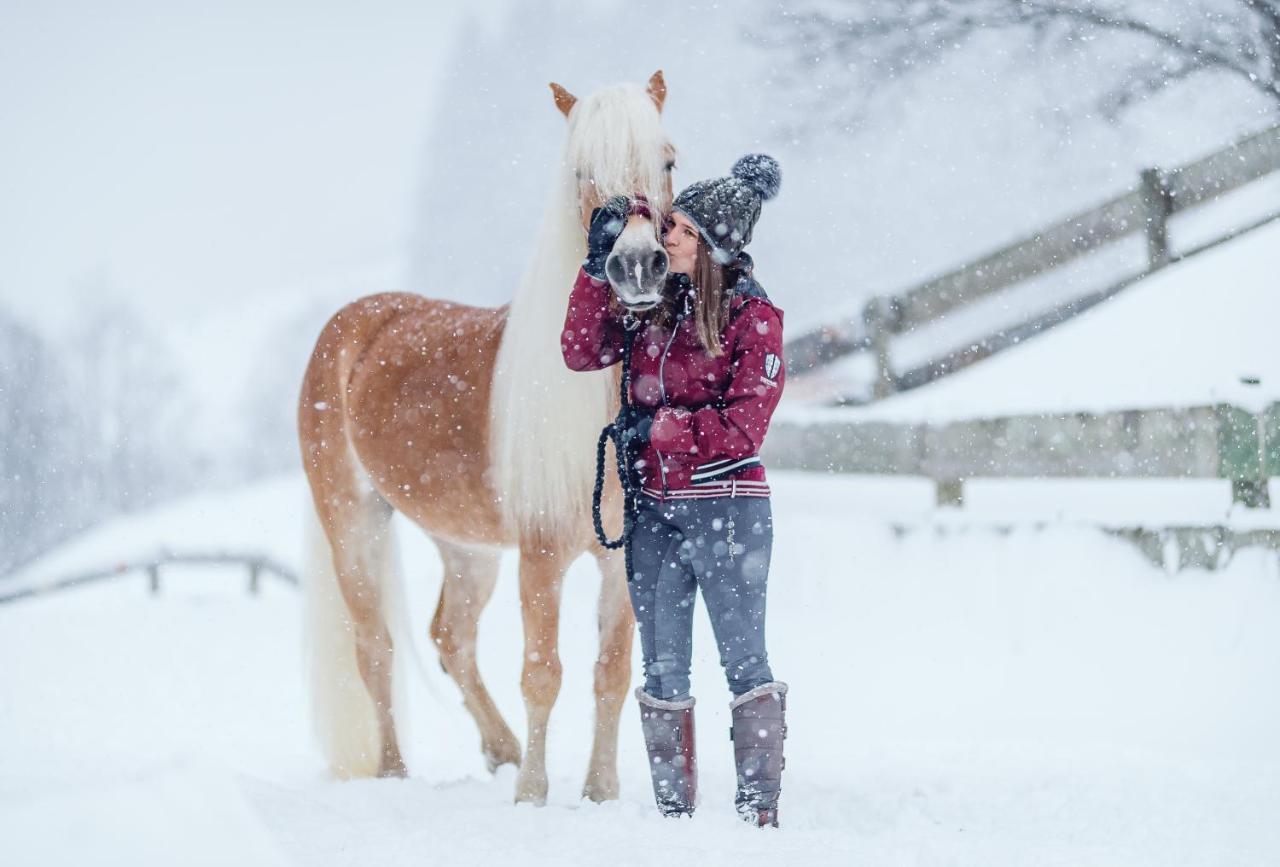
left=671, top=154, right=781, bottom=264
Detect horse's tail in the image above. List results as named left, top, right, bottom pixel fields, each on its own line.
left=300, top=504, right=392, bottom=778
left=297, top=295, right=415, bottom=778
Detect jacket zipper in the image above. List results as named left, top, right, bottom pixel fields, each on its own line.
left=654, top=301, right=688, bottom=499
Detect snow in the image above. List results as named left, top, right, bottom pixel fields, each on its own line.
left=4, top=472, right=1280, bottom=865
left=3, top=5, right=1280, bottom=864
left=785, top=217, right=1280, bottom=421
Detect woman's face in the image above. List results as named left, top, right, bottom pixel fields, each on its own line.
left=664, top=211, right=700, bottom=276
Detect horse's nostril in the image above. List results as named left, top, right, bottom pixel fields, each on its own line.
left=605, top=254, right=626, bottom=285
left=652, top=250, right=668, bottom=272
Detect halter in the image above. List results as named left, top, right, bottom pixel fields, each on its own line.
left=578, top=193, right=661, bottom=239
left=626, top=196, right=654, bottom=222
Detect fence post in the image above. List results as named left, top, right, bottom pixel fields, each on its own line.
left=864, top=296, right=897, bottom=399
left=935, top=478, right=965, bottom=508
left=147, top=563, right=161, bottom=596
left=248, top=561, right=261, bottom=595
left=1253, top=408, right=1271, bottom=507
left=1267, top=403, right=1280, bottom=480
left=1139, top=167, right=1172, bottom=269
left=1217, top=404, right=1270, bottom=508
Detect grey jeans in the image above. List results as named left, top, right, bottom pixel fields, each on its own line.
left=627, top=494, right=775, bottom=703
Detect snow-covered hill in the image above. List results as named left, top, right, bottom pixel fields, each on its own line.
left=786, top=214, right=1280, bottom=419
left=4, top=473, right=1279, bottom=865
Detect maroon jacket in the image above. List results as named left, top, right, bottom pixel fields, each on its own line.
left=561, top=262, right=785, bottom=500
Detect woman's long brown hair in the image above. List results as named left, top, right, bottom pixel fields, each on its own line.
left=648, top=238, right=736, bottom=357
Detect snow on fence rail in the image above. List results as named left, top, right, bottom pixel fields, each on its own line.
left=784, top=122, right=1280, bottom=400
left=0, top=551, right=298, bottom=605
left=765, top=402, right=1280, bottom=509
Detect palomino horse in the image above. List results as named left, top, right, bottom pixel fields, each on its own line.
left=298, top=72, right=675, bottom=804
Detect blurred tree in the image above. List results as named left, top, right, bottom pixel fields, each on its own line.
left=64, top=293, right=190, bottom=516
left=759, top=1, right=1280, bottom=130
left=0, top=311, right=84, bottom=575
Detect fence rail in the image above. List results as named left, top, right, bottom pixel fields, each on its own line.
left=783, top=122, right=1280, bottom=400
left=0, top=551, right=298, bottom=605
left=763, top=401, right=1280, bottom=508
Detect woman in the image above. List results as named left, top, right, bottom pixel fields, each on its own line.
left=561, top=155, right=788, bottom=827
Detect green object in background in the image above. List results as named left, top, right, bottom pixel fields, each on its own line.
left=1266, top=403, right=1280, bottom=478
left=1217, top=404, right=1262, bottom=482
left=1217, top=404, right=1271, bottom=508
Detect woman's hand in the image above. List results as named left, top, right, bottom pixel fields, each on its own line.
left=583, top=196, right=630, bottom=281
left=649, top=406, right=696, bottom=453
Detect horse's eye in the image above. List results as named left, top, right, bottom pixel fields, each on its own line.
left=665, top=161, right=675, bottom=172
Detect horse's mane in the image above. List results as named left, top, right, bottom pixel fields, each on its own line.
left=565, top=84, right=673, bottom=213
left=490, top=82, right=672, bottom=538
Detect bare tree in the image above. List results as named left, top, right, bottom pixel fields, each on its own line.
left=0, top=311, right=84, bottom=575
left=758, top=0, right=1280, bottom=130
left=65, top=295, right=191, bottom=514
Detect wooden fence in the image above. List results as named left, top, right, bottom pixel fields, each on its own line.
left=764, top=402, right=1280, bottom=508
left=0, top=551, right=297, bottom=605
left=784, top=122, right=1280, bottom=400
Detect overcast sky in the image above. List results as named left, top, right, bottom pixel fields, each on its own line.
left=0, top=1, right=498, bottom=330
left=4, top=0, right=1271, bottom=337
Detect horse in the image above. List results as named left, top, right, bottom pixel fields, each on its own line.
left=298, top=71, right=676, bottom=805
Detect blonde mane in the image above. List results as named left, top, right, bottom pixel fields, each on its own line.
left=489, top=82, right=673, bottom=538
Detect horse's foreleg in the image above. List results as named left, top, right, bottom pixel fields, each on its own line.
left=429, top=539, right=522, bottom=772
left=514, top=544, right=567, bottom=805
left=582, top=547, right=634, bottom=802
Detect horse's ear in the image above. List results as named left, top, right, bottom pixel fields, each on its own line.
left=647, top=70, right=667, bottom=113
left=549, top=82, right=577, bottom=118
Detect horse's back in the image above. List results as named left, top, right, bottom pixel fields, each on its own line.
left=308, top=291, right=514, bottom=547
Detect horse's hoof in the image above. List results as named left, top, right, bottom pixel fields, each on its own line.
left=513, top=788, right=548, bottom=807
left=513, top=770, right=548, bottom=806
left=485, top=744, right=522, bottom=773
left=378, top=757, right=409, bottom=778
left=581, top=778, right=619, bottom=803
left=481, top=732, right=522, bottom=773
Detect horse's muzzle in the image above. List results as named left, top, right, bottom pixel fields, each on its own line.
left=606, top=246, right=668, bottom=309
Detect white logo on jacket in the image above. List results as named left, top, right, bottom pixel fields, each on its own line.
left=762, top=352, right=781, bottom=384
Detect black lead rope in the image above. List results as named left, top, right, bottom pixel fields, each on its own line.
left=591, top=319, right=643, bottom=582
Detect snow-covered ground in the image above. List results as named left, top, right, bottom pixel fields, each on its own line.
left=4, top=472, right=1280, bottom=865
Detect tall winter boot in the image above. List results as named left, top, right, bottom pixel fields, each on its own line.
left=636, top=688, right=697, bottom=817
left=730, top=681, right=788, bottom=828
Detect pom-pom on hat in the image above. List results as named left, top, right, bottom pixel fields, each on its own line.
left=671, top=154, right=780, bottom=264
